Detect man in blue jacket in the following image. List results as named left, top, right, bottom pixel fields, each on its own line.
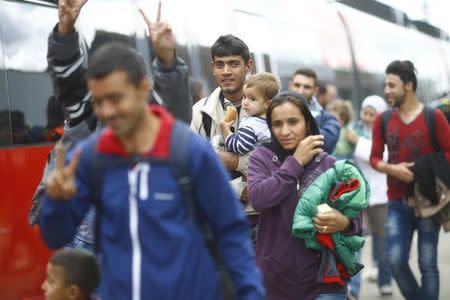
left=288, top=68, right=340, bottom=153
left=40, top=42, right=264, bottom=300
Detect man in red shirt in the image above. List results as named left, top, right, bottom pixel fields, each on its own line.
left=370, top=60, right=450, bottom=300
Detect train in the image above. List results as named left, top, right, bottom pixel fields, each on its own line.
left=1, top=0, right=449, bottom=299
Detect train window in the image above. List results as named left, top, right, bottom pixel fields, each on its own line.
left=0, top=1, right=58, bottom=146
left=0, top=22, right=11, bottom=147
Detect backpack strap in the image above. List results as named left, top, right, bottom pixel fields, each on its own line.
left=87, top=134, right=125, bottom=253
left=423, top=106, right=439, bottom=151
left=381, top=109, right=394, bottom=143
left=168, top=120, right=195, bottom=218
left=168, top=121, right=232, bottom=298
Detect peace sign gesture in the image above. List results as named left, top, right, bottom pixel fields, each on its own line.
left=45, top=143, right=81, bottom=200
left=57, top=0, right=88, bottom=35
left=139, top=1, right=175, bottom=66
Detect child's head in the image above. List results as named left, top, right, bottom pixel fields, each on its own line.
left=242, top=72, right=280, bottom=117
left=327, top=99, right=353, bottom=127
left=360, top=95, right=387, bottom=128
left=42, top=249, right=100, bottom=300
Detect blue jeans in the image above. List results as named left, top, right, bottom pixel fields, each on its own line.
left=347, top=251, right=361, bottom=297
left=315, top=294, right=346, bottom=300
left=386, top=200, right=440, bottom=300
left=372, top=231, right=392, bottom=287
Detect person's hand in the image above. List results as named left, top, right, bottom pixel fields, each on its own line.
left=58, top=0, right=88, bottom=35
left=220, top=119, right=234, bottom=136
left=313, top=208, right=350, bottom=234
left=293, top=135, right=324, bottom=166
left=217, top=150, right=239, bottom=171
left=45, top=143, right=81, bottom=200
left=139, top=1, right=175, bottom=67
left=389, top=162, right=414, bottom=183
left=346, top=128, right=359, bottom=144
left=240, top=175, right=248, bottom=203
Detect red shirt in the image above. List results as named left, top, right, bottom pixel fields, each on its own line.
left=370, top=108, right=450, bottom=200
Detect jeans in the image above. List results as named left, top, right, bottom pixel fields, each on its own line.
left=347, top=251, right=361, bottom=297
left=315, top=294, right=346, bottom=300
left=372, top=231, right=392, bottom=287
left=366, top=204, right=392, bottom=287
left=386, top=200, right=440, bottom=300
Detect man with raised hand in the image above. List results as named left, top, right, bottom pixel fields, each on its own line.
left=30, top=0, right=192, bottom=251
left=40, top=41, right=263, bottom=300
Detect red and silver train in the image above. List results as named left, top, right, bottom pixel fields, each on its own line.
left=1, top=0, right=449, bottom=299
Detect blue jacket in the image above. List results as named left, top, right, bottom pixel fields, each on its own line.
left=316, top=110, right=340, bottom=154
left=307, top=97, right=340, bottom=154
left=40, top=107, right=264, bottom=300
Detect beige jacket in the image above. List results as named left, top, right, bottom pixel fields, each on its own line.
left=191, top=87, right=250, bottom=176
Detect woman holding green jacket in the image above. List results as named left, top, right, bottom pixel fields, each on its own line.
left=248, top=92, right=363, bottom=300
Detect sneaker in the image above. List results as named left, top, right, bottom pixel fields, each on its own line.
left=379, top=284, right=393, bottom=296
left=346, top=291, right=358, bottom=300
left=364, top=266, right=379, bottom=283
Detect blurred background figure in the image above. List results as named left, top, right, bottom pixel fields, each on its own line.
left=317, top=81, right=339, bottom=109
left=328, top=99, right=355, bottom=160
left=45, top=96, right=64, bottom=142
left=191, top=79, right=206, bottom=104
left=430, top=95, right=450, bottom=123
left=346, top=95, right=393, bottom=299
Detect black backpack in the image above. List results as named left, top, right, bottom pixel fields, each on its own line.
left=381, top=106, right=440, bottom=151
left=88, top=120, right=234, bottom=299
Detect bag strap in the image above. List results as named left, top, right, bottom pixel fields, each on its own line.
left=423, top=106, right=439, bottom=151
left=168, top=121, right=226, bottom=283
left=168, top=121, right=217, bottom=250
left=168, top=120, right=195, bottom=218
left=381, top=109, right=394, bottom=143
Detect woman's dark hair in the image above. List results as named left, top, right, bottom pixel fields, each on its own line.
left=266, top=92, right=319, bottom=137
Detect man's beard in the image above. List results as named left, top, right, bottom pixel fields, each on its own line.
left=393, top=89, right=407, bottom=108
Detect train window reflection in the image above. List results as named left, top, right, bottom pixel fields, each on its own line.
left=0, top=12, right=12, bottom=147
left=0, top=34, right=11, bottom=147
left=0, top=1, right=57, bottom=146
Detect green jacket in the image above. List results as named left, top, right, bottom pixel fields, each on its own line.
left=292, top=160, right=369, bottom=275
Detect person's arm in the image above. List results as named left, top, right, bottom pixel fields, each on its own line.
left=191, top=136, right=264, bottom=299
left=434, top=109, right=450, bottom=161
left=248, top=151, right=303, bottom=212
left=40, top=143, right=93, bottom=249
left=150, top=54, right=192, bottom=123
left=224, top=126, right=257, bottom=155
left=370, top=113, right=414, bottom=182
left=140, top=3, right=192, bottom=123
left=48, top=0, right=92, bottom=128
left=318, top=111, right=340, bottom=153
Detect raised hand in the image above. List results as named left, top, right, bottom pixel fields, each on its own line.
left=45, top=143, right=81, bottom=200
left=293, top=135, right=324, bottom=166
left=139, top=1, right=175, bottom=66
left=58, top=0, right=88, bottom=35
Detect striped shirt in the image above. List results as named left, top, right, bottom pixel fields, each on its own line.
left=225, top=115, right=271, bottom=155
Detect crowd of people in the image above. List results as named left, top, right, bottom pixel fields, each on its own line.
left=33, top=1, right=450, bottom=300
